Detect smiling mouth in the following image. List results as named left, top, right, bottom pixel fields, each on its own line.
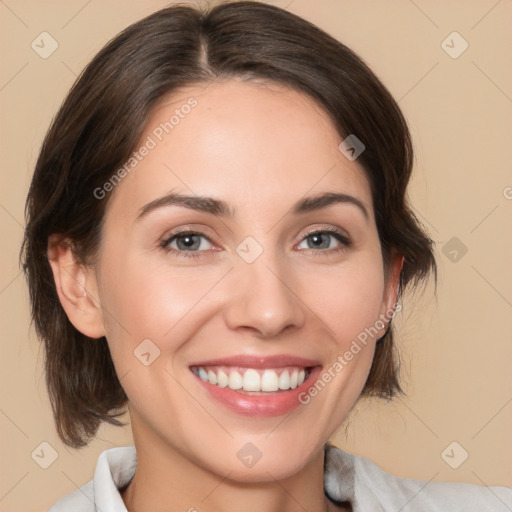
left=191, top=366, right=312, bottom=393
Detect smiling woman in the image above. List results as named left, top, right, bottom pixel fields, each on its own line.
left=20, top=2, right=511, bottom=512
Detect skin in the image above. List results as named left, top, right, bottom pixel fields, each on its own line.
left=49, top=78, right=402, bottom=512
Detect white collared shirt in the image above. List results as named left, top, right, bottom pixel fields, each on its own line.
left=47, top=444, right=512, bottom=511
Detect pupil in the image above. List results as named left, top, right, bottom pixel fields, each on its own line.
left=179, top=235, right=198, bottom=250
left=309, top=233, right=328, bottom=249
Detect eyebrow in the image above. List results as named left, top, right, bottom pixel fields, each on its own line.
left=136, top=191, right=369, bottom=221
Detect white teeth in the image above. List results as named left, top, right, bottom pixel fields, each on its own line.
left=198, top=367, right=208, bottom=382
left=228, top=371, right=243, bottom=390
left=278, top=370, right=290, bottom=390
left=243, top=369, right=261, bottom=391
left=261, top=370, right=279, bottom=391
left=217, top=370, right=228, bottom=388
left=207, top=370, right=218, bottom=385
left=290, top=369, right=298, bottom=389
left=194, top=366, right=311, bottom=392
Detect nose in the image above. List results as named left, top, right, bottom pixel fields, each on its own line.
left=223, top=250, right=307, bottom=339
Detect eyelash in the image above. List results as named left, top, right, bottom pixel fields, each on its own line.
left=159, top=227, right=351, bottom=259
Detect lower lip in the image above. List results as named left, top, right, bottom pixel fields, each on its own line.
left=193, top=366, right=323, bottom=417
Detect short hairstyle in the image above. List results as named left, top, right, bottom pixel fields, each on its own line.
left=21, top=1, right=436, bottom=448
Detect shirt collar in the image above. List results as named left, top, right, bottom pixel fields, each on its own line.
left=93, top=443, right=356, bottom=511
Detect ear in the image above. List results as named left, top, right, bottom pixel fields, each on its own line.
left=47, top=235, right=106, bottom=339
left=378, top=252, right=404, bottom=335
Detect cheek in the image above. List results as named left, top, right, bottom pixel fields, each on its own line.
left=96, top=248, right=227, bottom=364
left=303, top=255, right=386, bottom=345
left=98, top=240, right=386, bottom=357
left=294, top=253, right=386, bottom=413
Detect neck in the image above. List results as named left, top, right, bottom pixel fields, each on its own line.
left=120, top=415, right=344, bottom=512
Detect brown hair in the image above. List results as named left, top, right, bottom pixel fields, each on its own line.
left=21, top=1, right=436, bottom=448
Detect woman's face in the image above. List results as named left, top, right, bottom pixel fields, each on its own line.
left=88, top=78, right=400, bottom=481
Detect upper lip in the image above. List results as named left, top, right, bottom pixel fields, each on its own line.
left=189, top=354, right=321, bottom=369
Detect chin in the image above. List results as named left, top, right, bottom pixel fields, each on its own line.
left=195, top=433, right=324, bottom=484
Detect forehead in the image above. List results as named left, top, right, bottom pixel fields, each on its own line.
left=105, top=78, right=373, bottom=219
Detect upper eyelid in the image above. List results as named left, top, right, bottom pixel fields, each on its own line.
left=301, top=226, right=349, bottom=239
left=162, top=226, right=350, bottom=250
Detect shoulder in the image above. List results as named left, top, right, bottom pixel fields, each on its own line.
left=47, top=446, right=136, bottom=512
left=324, top=444, right=512, bottom=512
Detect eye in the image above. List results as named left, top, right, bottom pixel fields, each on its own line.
left=160, top=230, right=215, bottom=259
left=296, top=228, right=350, bottom=254
left=160, top=227, right=351, bottom=259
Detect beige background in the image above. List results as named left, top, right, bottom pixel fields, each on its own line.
left=1, top=0, right=511, bottom=510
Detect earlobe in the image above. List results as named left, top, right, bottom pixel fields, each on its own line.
left=389, top=253, right=404, bottom=306
left=379, top=253, right=405, bottom=336
left=47, top=235, right=106, bottom=339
